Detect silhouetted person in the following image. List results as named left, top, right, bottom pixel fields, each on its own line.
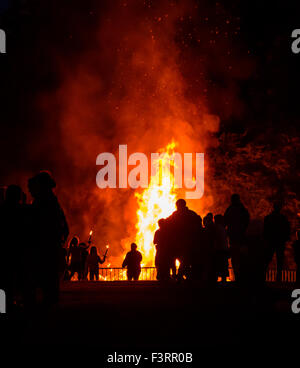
left=202, top=213, right=217, bottom=284
left=264, top=201, right=290, bottom=282
left=292, top=230, right=300, bottom=283
left=154, top=218, right=174, bottom=280
left=28, top=171, right=69, bottom=306
left=214, top=214, right=229, bottom=283
left=122, top=243, right=142, bottom=281
left=167, top=199, right=201, bottom=280
left=224, top=194, right=250, bottom=283
left=87, top=246, right=106, bottom=281
left=79, top=242, right=89, bottom=280
left=68, top=236, right=82, bottom=280
left=0, top=185, right=23, bottom=311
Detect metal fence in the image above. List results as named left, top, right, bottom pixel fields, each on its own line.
left=98, top=267, right=157, bottom=281
left=266, top=269, right=296, bottom=282
left=96, top=267, right=297, bottom=282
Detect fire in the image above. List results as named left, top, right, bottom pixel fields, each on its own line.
left=134, top=141, right=179, bottom=266
left=89, top=230, right=93, bottom=236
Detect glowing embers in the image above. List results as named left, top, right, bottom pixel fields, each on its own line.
left=134, top=142, right=178, bottom=266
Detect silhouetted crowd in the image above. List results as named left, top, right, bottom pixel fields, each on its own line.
left=154, top=196, right=292, bottom=286
left=0, top=171, right=298, bottom=313
left=0, top=172, right=69, bottom=313
left=65, top=237, right=106, bottom=281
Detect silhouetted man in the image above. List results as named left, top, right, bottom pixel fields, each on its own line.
left=87, top=246, right=106, bottom=281
left=28, top=171, right=69, bottom=306
left=201, top=213, right=217, bottom=284
left=122, top=243, right=142, bottom=281
left=154, top=218, right=173, bottom=280
left=264, top=201, right=290, bottom=282
left=224, top=194, right=249, bottom=283
left=67, top=236, right=82, bottom=280
left=167, top=199, right=201, bottom=280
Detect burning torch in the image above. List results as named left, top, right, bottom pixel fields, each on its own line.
left=103, top=245, right=109, bottom=260
left=88, top=230, right=93, bottom=246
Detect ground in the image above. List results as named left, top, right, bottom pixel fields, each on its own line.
left=1, top=281, right=299, bottom=360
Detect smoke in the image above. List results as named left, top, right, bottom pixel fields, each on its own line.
left=34, top=0, right=223, bottom=264
left=3, top=0, right=298, bottom=266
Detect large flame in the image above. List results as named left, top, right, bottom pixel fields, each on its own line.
left=134, top=141, right=178, bottom=266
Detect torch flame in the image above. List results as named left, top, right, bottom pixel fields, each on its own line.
left=135, top=141, right=178, bottom=265
left=89, top=230, right=93, bottom=236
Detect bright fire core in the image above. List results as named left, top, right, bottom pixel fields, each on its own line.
left=135, top=142, right=178, bottom=266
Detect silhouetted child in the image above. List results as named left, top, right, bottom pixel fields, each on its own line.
left=292, top=230, right=300, bottom=282
left=87, top=246, right=106, bottom=281
left=154, top=218, right=172, bottom=281
left=79, top=242, right=89, bottom=280
left=224, top=194, right=249, bottom=282
left=68, top=236, right=82, bottom=280
left=122, top=243, right=142, bottom=281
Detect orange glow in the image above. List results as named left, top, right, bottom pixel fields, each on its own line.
left=89, top=230, right=93, bottom=236
left=134, top=141, right=178, bottom=266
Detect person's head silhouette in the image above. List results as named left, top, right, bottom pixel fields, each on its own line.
left=176, top=199, right=186, bottom=211
left=28, top=171, right=56, bottom=199
left=214, top=214, right=224, bottom=225
left=90, top=246, right=97, bottom=255
left=69, top=236, right=79, bottom=248
left=158, top=218, right=166, bottom=228
left=203, top=213, right=214, bottom=227
left=131, top=242, right=137, bottom=251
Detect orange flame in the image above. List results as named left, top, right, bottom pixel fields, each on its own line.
left=134, top=141, right=178, bottom=266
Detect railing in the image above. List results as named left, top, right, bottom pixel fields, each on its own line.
left=94, top=267, right=298, bottom=282
left=266, top=269, right=297, bottom=282
left=98, top=267, right=157, bottom=281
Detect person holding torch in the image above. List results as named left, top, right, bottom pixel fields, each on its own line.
left=87, top=245, right=109, bottom=281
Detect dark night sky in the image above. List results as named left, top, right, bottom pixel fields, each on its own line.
left=0, top=0, right=299, bottom=202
